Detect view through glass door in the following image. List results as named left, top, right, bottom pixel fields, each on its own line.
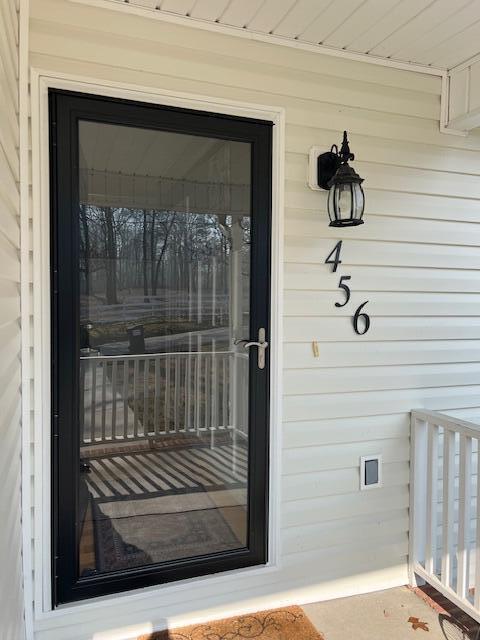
left=50, top=91, right=272, bottom=604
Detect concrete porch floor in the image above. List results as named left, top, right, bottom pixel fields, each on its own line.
left=303, top=586, right=479, bottom=640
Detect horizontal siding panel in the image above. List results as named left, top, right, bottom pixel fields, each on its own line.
left=0, top=146, right=20, bottom=209
left=284, top=386, right=480, bottom=422
left=0, top=295, right=20, bottom=328
left=285, top=316, right=480, bottom=342
left=0, top=81, right=19, bottom=139
left=0, top=15, right=18, bottom=78
left=285, top=182, right=480, bottom=221
left=0, top=0, right=18, bottom=51
left=0, top=203, right=20, bottom=249
left=286, top=185, right=480, bottom=225
left=283, top=362, right=480, bottom=396
left=0, top=315, right=22, bottom=352
left=285, top=237, right=480, bottom=270
left=282, top=510, right=409, bottom=555
left=362, top=190, right=480, bottom=224
left=282, top=485, right=410, bottom=527
left=283, top=414, right=410, bottom=448
left=0, top=330, right=20, bottom=382
left=29, top=20, right=439, bottom=119
left=283, top=438, right=410, bottom=474
left=286, top=125, right=480, bottom=176
left=285, top=210, right=480, bottom=247
left=284, top=340, right=480, bottom=369
left=0, top=379, right=22, bottom=458
left=0, top=65, right=18, bottom=130
left=0, top=118, right=19, bottom=180
left=282, top=462, right=409, bottom=501
left=284, top=101, right=480, bottom=151
left=285, top=263, right=480, bottom=293
left=0, top=236, right=20, bottom=282
left=358, top=161, right=480, bottom=199
left=281, top=537, right=409, bottom=582
left=286, top=157, right=480, bottom=200
left=285, top=290, right=480, bottom=317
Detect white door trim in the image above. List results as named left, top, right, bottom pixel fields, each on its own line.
left=24, top=67, right=284, bottom=627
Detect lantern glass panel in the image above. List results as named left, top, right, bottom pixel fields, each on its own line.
left=352, top=182, right=365, bottom=221
left=337, top=183, right=353, bottom=221
left=328, top=182, right=353, bottom=224
left=327, top=185, right=337, bottom=224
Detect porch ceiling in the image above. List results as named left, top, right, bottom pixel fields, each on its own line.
left=105, top=0, right=480, bottom=72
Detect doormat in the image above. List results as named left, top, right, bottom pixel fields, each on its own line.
left=139, top=606, right=323, bottom=640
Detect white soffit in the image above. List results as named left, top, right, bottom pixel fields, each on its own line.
left=101, top=0, right=480, bottom=72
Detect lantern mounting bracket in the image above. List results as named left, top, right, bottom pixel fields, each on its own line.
left=317, top=131, right=354, bottom=190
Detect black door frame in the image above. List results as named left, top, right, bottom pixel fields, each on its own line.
left=49, top=89, right=272, bottom=605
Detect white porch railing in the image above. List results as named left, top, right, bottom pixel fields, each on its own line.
left=80, top=351, right=249, bottom=445
left=410, top=409, right=480, bottom=623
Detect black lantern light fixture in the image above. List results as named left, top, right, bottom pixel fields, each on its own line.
left=317, top=131, right=365, bottom=227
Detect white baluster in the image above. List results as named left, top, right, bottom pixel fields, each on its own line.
left=457, top=434, right=473, bottom=599
left=122, top=359, right=129, bottom=441
left=441, top=428, right=455, bottom=588
left=90, top=359, right=97, bottom=443
left=474, top=437, right=480, bottom=609
left=111, top=360, right=117, bottom=441
left=101, top=360, right=107, bottom=442
left=425, top=422, right=439, bottom=576
left=154, top=357, right=160, bottom=436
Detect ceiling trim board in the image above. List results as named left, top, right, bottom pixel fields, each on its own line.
left=449, top=51, right=480, bottom=74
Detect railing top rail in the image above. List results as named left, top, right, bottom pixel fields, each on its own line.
left=411, top=409, right=480, bottom=437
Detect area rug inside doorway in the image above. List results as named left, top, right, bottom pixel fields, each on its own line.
left=138, top=606, right=323, bottom=640
left=93, top=498, right=243, bottom=572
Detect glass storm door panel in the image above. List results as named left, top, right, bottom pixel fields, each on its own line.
left=50, top=91, right=272, bottom=605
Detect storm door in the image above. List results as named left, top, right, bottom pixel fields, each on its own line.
left=50, top=90, right=272, bottom=604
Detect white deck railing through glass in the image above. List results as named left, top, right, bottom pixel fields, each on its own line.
left=80, top=351, right=249, bottom=446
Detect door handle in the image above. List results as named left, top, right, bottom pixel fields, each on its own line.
left=242, top=328, right=268, bottom=370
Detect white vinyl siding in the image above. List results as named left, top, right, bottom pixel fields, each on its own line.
left=27, top=0, right=480, bottom=637
left=0, top=0, right=25, bottom=638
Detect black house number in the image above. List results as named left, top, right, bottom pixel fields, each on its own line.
left=325, top=241, right=371, bottom=335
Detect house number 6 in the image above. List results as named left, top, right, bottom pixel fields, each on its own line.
left=325, top=241, right=371, bottom=335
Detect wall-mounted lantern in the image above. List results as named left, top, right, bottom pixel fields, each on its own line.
left=317, top=131, right=365, bottom=227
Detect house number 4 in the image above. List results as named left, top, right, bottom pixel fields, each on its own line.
left=325, top=241, right=370, bottom=335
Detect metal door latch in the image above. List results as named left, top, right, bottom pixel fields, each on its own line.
left=243, top=328, right=268, bottom=369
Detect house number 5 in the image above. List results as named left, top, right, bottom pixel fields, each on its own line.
left=325, top=241, right=371, bottom=335
left=335, top=275, right=351, bottom=308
